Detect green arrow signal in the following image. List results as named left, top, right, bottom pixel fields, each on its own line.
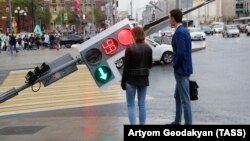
left=98, top=67, right=108, bottom=80
left=94, top=66, right=112, bottom=84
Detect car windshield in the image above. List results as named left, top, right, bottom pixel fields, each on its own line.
left=214, top=25, right=223, bottom=28
left=146, top=39, right=155, bottom=46
left=189, top=28, right=202, bottom=32
left=202, top=26, right=210, bottom=30
left=226, top=25, right=237, bottom=29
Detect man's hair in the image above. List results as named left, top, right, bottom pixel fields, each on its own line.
left=132, top=27, right=145, bottom=43
left=170, top=9, right=183, bottom=23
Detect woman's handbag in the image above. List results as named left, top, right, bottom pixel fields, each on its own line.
left=189, top=80, right=199, bottom=101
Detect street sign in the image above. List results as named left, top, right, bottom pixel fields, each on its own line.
left=78, top=18, right=133, bottom=89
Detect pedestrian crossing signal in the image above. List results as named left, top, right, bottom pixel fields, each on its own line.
left=77, top=18, right=133, bottom=89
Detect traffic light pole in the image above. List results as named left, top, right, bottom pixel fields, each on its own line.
left=0, top=57, right=82, bottom=103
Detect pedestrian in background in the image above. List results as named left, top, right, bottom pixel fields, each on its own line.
left=169, top=9, right=193, bottom=125
left=44, top=33, right=50, bottom=48
left=121, top=27, right=152, bottom=125
left=17, top=35, right=23, bottom=49
left=4, top=33, right=9, bottom=52
left=9, top=33, right=18, bottom=54
left=23, top=34, right=29, bottom=50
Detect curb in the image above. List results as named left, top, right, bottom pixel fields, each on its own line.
left=192, top=46, right=206, bottom=52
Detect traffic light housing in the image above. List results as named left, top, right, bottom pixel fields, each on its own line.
left=78, top=19, right=133, bottom=89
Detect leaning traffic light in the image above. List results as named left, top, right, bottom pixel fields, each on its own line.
left=78, top=19, right=133, bottom=89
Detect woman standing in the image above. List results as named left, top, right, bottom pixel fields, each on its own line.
left=121, top=27, right=152, bottom=125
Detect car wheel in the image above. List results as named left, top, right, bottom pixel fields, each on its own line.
left=61, top=44, right=66, bottom=48
left=247, top=32, right=250, bottom=36
left=222, top=34, right=225, bottom=38
left=66, top=44, right=71, bottom=48
left=161, top=52, right=173, bottom=64
left=115, top=58, right=124, bottom=69
left=238, top=34, right=240, bottom=37
left=227, top=34, right=229, bottom=38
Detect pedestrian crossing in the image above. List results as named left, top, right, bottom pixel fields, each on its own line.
left=0, top=65, right=152, bottom=116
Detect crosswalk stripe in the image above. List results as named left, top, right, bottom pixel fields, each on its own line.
left=0, top=94, right=124, bottom=108
left=0, top=99, right=126, bottom=116
left=0, top=96, right=125, bottom=113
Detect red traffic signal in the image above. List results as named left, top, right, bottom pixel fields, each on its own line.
left=117, top=29, right=133, bottom=46
left=74, top=0, right=80, bottom=8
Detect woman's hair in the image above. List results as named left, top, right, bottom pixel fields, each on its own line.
left=132, top=27, right=146, bottom=43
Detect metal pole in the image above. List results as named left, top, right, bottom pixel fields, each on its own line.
left=82, top=0, right=86, bottom=39
left=130, top=0, right=133, bottom=18
left=91, top=0, right=94, bottom=24
left=8, top=0, right=12, bottom=33
left=110, top=0, right=113, bottom=25
left=0, top=58, right=81, bottom=103
left=176, top=0, right=179, bottom=9
left=31, top=0, right=34, bottom=31
left=17, top=11, right=20, bottom=33
left=60, top=2, right=63, bottom=32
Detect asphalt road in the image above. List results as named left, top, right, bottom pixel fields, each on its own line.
left=0, top=34, right=250, bottom=141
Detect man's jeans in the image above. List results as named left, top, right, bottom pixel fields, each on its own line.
left=173, top=73, right=192, bottom=125
left=126, top=83, right=147, bottom=125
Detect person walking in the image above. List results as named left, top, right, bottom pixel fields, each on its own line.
left=17, top=35, right=23, bottom=49
left=9, top=33, right=18, bottom=54
left=4, top=33, right=10, bottom=52
left=23, top=34, right=29, bottom=50
left=169, top=9, right=193, bottom=125
left=121, top=27, right=152, bottom=125
left=44, top=33, right=50, bottom=48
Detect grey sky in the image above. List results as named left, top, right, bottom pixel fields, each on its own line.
left=117, top=0, right=154, bottom=19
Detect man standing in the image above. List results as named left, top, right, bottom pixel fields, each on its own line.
left=169, top=9, right=193, bottom=125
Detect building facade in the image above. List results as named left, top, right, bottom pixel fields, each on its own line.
left=191, top=0, right=236, bottom=26
left=236, top=0, right=250, bottom=17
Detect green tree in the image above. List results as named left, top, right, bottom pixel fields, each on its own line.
left=54, top=10, right=66, bottom=25
left=94, top=8, right=102, bottom=23
left=12, top=0, right=51, bottom=28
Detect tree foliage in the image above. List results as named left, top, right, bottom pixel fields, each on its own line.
left=12, top=0, right=51, bottom=25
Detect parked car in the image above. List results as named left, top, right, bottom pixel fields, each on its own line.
left=189, top=28, right=206, bottom=41
left=236, top=24, right=247, bottom=33
left=246, top=22, right=250, bottom=36
left=222, top=25, right=240, bottom=38
left=146, top=38, right=173, bottom=64
left=212, top=25, right=224, bottom=33
left=201, top=25, right=214, bottom=35
left=114, top=38, right=173, bottom=69
left=59, top=34, right=84, bottom=48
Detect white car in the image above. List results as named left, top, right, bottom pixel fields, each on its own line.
left=212, top=25, right=224, bottom=33
left=115, top=38, right=173, bottom=68
left=222, top=25, right=240, bottom=38
left=146, top=38, right=173, bottom=64
left=246, top=22, right=250, bottom=36
left=189, top=28, right=206, bottom=41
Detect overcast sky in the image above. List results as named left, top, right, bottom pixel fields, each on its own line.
left=117, top=0, right=154, bottom=19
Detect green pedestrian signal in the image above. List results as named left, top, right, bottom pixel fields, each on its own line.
left=94, top=66, right=112, bottom=83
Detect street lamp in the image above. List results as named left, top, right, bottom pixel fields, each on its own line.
left=14, top=6, right=25, bottom=33
left=22, top=12, right=27, bottom=32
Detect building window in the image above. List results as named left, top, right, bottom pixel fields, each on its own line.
left=52, top=0, right=56, bottom=4
left=60, top=0, right=65, bottom=3
left=53, top=6, right=57, bottom=15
